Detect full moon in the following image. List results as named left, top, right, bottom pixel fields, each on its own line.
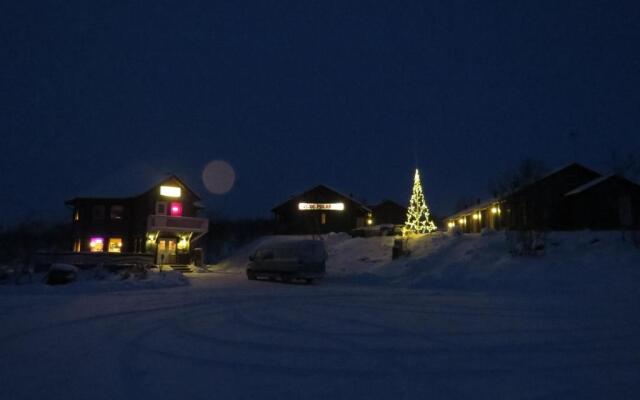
left=202, top=160, right=236, bottom=194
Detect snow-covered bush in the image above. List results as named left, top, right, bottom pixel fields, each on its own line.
left=505, top=230, right=546, bottom=256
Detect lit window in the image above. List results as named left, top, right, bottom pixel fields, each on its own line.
left=73, top=239, right=81, bottom=252
left=170, top=202, right=183, bottom=217
left=74, top=209, right=80, bottom=221
left=110, top=205, right=124, bottom=220
left=321, top=213, right=326, bottom=224
left=160, top=186, right=181, bottom=198
left=108, top=238, right=123, bottom=253
left=89, top=237, right=104, bottom=252
left=92, top=205, right=105, bottom=221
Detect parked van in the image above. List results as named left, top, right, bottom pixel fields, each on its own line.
left=247, top=240, right=327, bottom=283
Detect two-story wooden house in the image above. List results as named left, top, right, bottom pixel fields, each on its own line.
left=65, top=175, right=208, bottom=266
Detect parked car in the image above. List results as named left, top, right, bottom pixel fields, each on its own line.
left=247, top=240, right=327, bottom=283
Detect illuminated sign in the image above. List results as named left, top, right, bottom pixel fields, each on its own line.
left=160, top=186, right=182, bottom=198
left=298, top=202, right=345, bottom=211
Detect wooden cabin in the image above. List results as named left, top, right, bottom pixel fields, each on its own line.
left=65, top=174, right=208, bottom=266
left=272, top=185, right=372, bottom=234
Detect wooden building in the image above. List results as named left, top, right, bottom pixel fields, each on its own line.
left=65, top=174, right=208, bottom=266
left=369, top=200, right=407, bottom=225
left=565, top=174, right=640, bottom=229
left=272, top=185, right=372, bottom=234
left=445, top=163, right=640, bottom=232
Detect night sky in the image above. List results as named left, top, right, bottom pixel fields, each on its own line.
left=2, top=1, right=639, bottom=225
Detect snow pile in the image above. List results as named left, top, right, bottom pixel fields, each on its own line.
left=356, top=230, right=640, bottom=293
left=218, top=230, right=640, bottom=293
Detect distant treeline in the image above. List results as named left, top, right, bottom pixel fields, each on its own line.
left=0, top=220, right=71, bottom=265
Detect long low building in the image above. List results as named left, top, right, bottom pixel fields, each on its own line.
left=445, top=163, right=640, bottom=232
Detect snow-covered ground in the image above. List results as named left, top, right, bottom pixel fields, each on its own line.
left=1, top=231, right=639, bottom=399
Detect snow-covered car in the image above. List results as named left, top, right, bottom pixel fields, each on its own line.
left=247, top=240, right=327, bottom=283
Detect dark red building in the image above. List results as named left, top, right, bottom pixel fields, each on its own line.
left=65, top=174, right=208, bottom=265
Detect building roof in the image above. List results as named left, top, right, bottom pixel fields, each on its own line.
left=271, top=184, right=372, bottom=212
left=445, top=198, right=500, bottom=221
left=504, top=162, right=601, bottom=198
left=65, top=164, right=201, bottom=203
left=565, top=174, right=640, bottom=196
left=565, top=174, right=615, bottom=196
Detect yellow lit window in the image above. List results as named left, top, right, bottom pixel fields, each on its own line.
left=321, top=213, right=327, bottom=224
left=108, top=238, right=123, bottom=253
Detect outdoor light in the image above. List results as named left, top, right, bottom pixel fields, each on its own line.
left=160, top=185, right=181, bottom=198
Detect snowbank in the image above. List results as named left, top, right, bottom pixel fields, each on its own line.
left=217, top=231, right=640, bottom=294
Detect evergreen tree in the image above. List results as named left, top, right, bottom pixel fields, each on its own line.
left=404, top=169, right=437, bottom=234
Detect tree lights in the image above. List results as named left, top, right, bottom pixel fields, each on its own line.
left=404, top=169, right=437, bottom=235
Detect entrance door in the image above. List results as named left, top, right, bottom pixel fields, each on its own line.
left=157, top=238, right=177, bottom=265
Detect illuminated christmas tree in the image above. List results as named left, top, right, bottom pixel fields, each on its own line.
left=404, top=168, right=437, bottom=235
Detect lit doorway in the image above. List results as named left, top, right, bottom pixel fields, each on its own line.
left=156, top=238, right=177, bottom=265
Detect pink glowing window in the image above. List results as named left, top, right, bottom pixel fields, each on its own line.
left=170, top=202, right=183, bottom=217
left=89, top=237, right=104, bottom=252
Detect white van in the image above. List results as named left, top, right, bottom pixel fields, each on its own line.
left=247, top=240, right=327, bottom=283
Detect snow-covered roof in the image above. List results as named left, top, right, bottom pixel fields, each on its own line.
left=272, top=184, right=371, bottom=212
left=565, top=174, right=615, bottom=196
left=445, top=198, right=500, bottom=220
left=67, top=163, right=201, bottom=201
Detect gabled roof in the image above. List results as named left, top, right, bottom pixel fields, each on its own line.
left=504, top=162, right=601, bottom=198
left=65, top=164, right=201, bottom=204
left=565, top=174, right=614, bottom=196
left=445, top=198, right=501, bottom=221
left=271, top=184, right=371, bottom=212
left=565, top=174, right=640, bottom=196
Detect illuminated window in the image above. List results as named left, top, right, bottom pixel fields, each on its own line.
left=73, top=239, right=81, bottom=252
left=74, top=208, right=80, bottom=221
left=110, top=205, right=124, bottom=220
left=89, top=237, right=104, bottom=252
left=108, top=238, right=123, bottom=253
left=170, top=202, right=183, bottom=217
left=92, top=205, right=105, bottom=221
left=158, top=240, right=166, bottom=251
left=160, top=186, right=181, bottom=198
left=321, top=213, right=326, bottom=224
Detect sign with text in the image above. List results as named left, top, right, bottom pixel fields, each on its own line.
left=298, top=202, right=345, bottom=211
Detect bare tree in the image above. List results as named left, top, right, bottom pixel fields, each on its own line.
left=488, top=158, right=548, bottom=198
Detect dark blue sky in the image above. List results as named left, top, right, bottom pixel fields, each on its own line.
left=2, top=1, right=639, bottom=224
